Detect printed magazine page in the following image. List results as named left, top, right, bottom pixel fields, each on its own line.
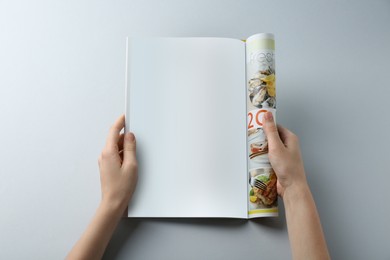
left=126, top=37, right=248, bottom=218
left=246, top=33, right=278, bottom=218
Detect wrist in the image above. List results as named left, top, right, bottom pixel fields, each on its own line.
left=99, top=198, right=127, bottom=218
left=282, top=181, right=311, bottom=206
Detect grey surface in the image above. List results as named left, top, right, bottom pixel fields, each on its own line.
left=0, top=0, right=389, bottom=259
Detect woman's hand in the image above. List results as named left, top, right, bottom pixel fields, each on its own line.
left=262, top=112, right=308, bottom=198
left=263, top=111, right=330, bottom=259
left=67, top=115, right=138, bottom=260
left=98, top=115, right=138, bottom=212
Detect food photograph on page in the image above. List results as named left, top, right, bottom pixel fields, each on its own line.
left=247, top=129, right=273, bottom=170
left=248, top=128, right=268, bottom=158
left=248, top=67, right=276, bottom=109
left=248, top=167, right=278, bottom=209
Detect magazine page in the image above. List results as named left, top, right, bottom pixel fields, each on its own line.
left=126, top=37, right=248, bottom=218
left=246, top=33, right=278, bottom=218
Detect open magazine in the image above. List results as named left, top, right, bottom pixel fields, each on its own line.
left=125, top=33, right=277, bottom=218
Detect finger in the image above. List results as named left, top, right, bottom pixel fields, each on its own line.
left=262, top=112, right=284, bottom=151
left=119, top=149, right=124, bottom=162
left=105, top=115, right=125, bottom=152
left=122, top=132, right=137, bottom=169
left=276, top=124, right=289, bottom=144
left=277, top=125, right=298, bottom=148
left=117, top=133, right=126, bottom=162
left=118, top=133, right=125, bottom=151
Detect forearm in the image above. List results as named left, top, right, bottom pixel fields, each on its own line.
left=66, top=202, right=124, bottom=260
left=283, top=183, right=330, bottom=260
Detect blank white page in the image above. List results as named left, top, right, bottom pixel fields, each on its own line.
left=126, top=38, right=247, bottom=218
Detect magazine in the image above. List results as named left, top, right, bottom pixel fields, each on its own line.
left=125, top=33, right=277, bottom=218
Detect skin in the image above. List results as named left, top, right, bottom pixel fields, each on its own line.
left=67, top=112, right=330, bottom=259
left=263, top=111, right=330, bottom=260
left=66, top=115, right=138, bottom=260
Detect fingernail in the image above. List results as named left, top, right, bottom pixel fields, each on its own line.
left=264, top=111, right=273, bottom=122
left=127, top=132, right=135, bottom=141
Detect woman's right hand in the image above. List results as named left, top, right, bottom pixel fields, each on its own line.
left=262, top=112, right=308, bottom=198
left=263, top=112, right=331, bottom=259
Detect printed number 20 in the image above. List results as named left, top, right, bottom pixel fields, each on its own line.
left=248, top=109, right=267, bottom=129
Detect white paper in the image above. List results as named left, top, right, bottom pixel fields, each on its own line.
left=126, top=37, right=247, bottom=218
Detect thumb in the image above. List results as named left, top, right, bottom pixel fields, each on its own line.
left=122, top=132, right=137, bottom=168
left=262, top=112, right=283, bottom=151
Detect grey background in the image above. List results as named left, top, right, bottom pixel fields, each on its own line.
left=0, top=0, right=389, bottom=259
